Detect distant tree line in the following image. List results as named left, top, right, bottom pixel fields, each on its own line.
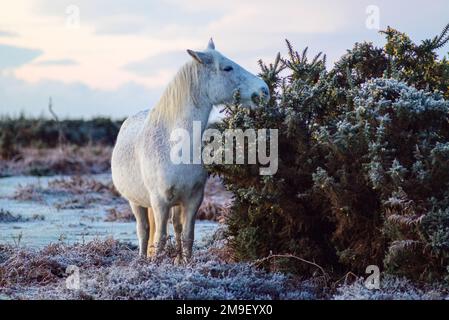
left=0, top=117, right=124, bottom=158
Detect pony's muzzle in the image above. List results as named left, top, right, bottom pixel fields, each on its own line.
left=251, top=86, right=270, bottom=105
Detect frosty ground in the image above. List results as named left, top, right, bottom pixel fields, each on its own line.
left=0, top=173, right=315, bottom=299
left=0, top=174, right=222, bottom=247
left=0, top=173, right=447, bottom=300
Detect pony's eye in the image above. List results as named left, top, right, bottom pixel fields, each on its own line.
left=223, top=66, right=233, bottom=72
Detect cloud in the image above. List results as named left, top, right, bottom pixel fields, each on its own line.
left=0, top=74, right=161, bottom=119
left=35, top=0, right=221, bottom=34
left=124, top=51, right=189, bottom=76
left=0, top=30, right=19, bottom=37
left=34, top=59, right=78, bottom=66
left=206, top=1, right=349, bottom=35
left=0, top=44, right=42, bottom=70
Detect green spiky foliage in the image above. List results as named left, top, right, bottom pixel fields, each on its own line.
left=207, top=52, right=339, bottom=274
left=382, top=25, right=449, bottom=98
left=208, top=25, right=449, bottom=281
left=315, top=79, right=449, bottom=278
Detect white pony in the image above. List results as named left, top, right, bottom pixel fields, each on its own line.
left=111, top=39, right=269, bottom=263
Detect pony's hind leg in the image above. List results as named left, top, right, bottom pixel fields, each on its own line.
left=171, top=206, right=183, bottom=264
left=130, top=202, right=149, bottom=257
left=147, top=207, right=156, bottom=257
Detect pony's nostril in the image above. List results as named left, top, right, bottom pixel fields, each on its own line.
left=261, top=87, right=269, bottom=97
left=251, top=92, right=259, bottom=103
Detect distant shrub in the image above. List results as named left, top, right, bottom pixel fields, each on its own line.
left=0, top=121, right=19, bottom=160
left=208, top=25, right=449, bottom=281
left=0, top=116, right=123, bottom=158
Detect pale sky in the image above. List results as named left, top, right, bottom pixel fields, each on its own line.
left=0, top=0, right=448, bottom=119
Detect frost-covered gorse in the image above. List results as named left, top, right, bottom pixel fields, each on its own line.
left=209, top=25, right=449, bottom=282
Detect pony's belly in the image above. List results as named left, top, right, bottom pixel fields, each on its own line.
left=111, top=164, right=152, bottom=207
left=111, top=110, right=155, bottom=207
left=141, top=163, right=207, bottom=205
left=112, top=149, right=152, bottom=207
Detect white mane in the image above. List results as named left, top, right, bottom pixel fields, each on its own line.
left=150, top=61, right=201, bottom=126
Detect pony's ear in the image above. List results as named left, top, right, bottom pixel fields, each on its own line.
left=187, top=49, right=212, bottom=64
left=207, top=38, right=215, bottom=50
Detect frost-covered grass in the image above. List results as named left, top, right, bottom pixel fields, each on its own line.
left=1, top=228, right=448, bottom=300
left=0, top=230, right=449, bottom=300
left=0, top=231, right=322, bottom=300
left=12, top=175, right=122, bottom=209
left=333, top=276, right=449, bottom=300
left=0, top=146, right=113, bottom=177
left=0, top=209, right=44, bottom=223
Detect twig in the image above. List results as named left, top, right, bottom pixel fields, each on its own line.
left=333, top=271, right=359, bottom=288
left=48, top=97, right=66, bottom=152
left=251, top=253, right=329, bottom=280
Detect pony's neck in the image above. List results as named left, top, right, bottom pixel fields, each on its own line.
left=148, top=62, right=213, bottom=133
left=177, top=101, right=213, bottom=131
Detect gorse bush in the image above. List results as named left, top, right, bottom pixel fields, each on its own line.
left=315, top=79, right=449, bottom=279
left=208, top=25, right=449, bottom=281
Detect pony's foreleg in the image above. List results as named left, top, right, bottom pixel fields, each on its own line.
left=147, top=207, right=156, bottom=257
left=171, top=206, right=183, bottom=264
left=130, top=202, right=149, bottom=257
left=181, top=191, right=204, bottom=262
left=150, top=199, right=170, bottom=256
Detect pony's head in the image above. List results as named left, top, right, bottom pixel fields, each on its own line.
left=187, top=39, right=269, bottom=108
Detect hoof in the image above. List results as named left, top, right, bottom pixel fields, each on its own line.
left=149, top=253, right=164, bottom=263
left=174, top=255, right=191, bottom=265
left=174, top=255, right=184, bottom=265
left=147, top=246, right=156, bottom=258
